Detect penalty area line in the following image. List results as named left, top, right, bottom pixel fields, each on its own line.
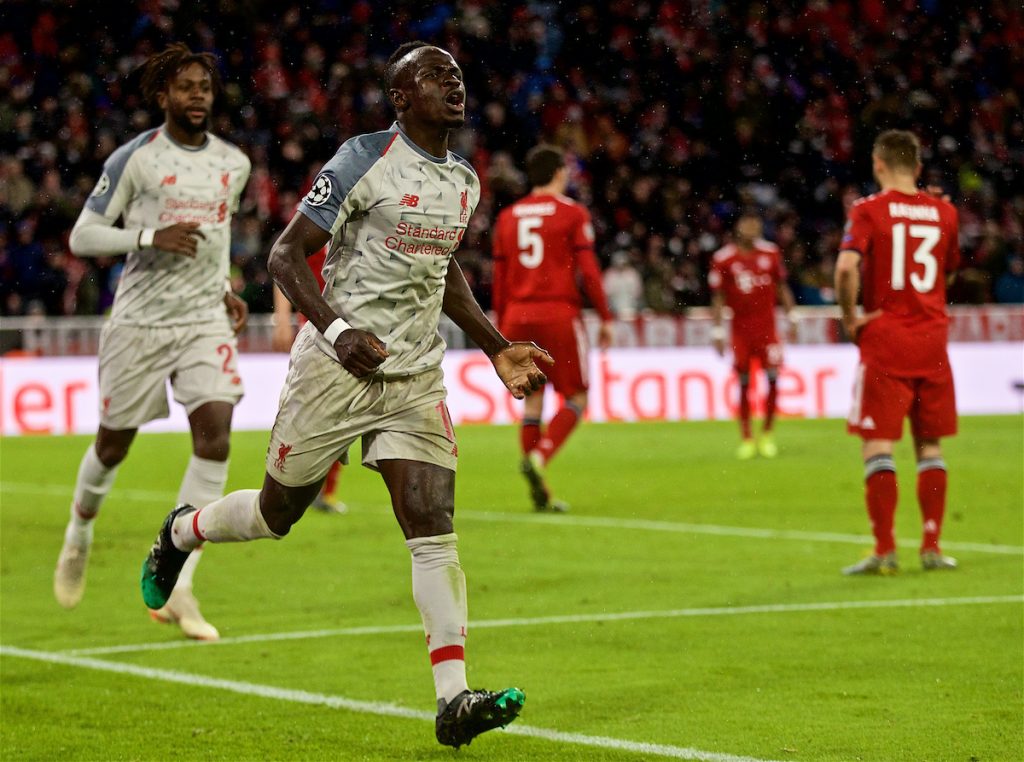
left=2, top=481, right=1020, bottom=556
left=62, top=594, right=1024, bottom=657
left=0, top=645, right=783, bottom=762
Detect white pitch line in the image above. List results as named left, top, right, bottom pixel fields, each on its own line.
left=3, top=481, right=1020, bottom=555
left=0, top=645, right=783, bottom=762
left=62, top=595, right=1024, bottom=657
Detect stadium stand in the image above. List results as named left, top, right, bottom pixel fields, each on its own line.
left=1, top=1, right=1022, bottom=320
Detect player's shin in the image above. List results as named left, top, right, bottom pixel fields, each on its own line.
left=536, top=400, right=583, bottom=463
left=738, top=380, right=753, bottom=439
left=170, top=489, right=279, bottom=551
left=174, top=455, right=229, bottom=588
left=520, top=417, right=542, bottom=455
left=764, top=374, right=779, bottom=432
left=407, top=533, right=469, bottom=707
left=69, top=444, right=119, bottom=538
left=917, top=458, right=947, bottom=553
left=865, top=454, right=898, bottom=554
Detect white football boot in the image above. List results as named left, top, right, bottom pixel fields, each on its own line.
left=150, top=587, right=220, bottom=640
left=54, top=522, right=93, bottom=609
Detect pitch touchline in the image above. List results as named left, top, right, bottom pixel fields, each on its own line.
left=61, top=595, right=1023, bottom=657
left=0, top=646, right=782, bottom=762
left=3, top=482, right=1020, bottom=555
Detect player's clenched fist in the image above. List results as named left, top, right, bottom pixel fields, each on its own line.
left=334, top=329, right=389, bottom=378
left=153, top=221, right=206, bottom=257
left=490, top=342, right=554, bottom=399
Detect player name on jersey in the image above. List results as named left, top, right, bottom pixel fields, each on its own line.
left=887, top=202, right=941, bottom=221
left=511, top=202, right=558, bottom=217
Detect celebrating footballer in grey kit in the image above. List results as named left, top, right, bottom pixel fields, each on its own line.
left=140, top=41, right=552, bottom=748
left=55, top=43, right=250, bottom=642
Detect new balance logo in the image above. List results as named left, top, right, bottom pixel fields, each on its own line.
left=161, top=175, right=177, bottom=186
left=399, top=194, right=420, bottom=207
left=860, top=416, right=876, bottom=430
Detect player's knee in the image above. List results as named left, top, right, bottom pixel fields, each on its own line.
left=94, top=440, right=130, bottom=468
left=193, top=431, right=231, bottom=461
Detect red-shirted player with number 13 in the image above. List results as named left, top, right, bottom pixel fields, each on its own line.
left=835, top=129, right=960, bottom=575
left=492, top=145, right=613, bottom=512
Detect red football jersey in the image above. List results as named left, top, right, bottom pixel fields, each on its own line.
left=492, top=193, right=612, bottom=323
left=708, top=240, right=786, bottom=343
left=841, top=189, right=960, bottom=377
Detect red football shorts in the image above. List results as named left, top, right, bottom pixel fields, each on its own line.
left=500, top=315, right=589, bottom=397
left=732, top=331, right=782, bottom=374
left=847, top=362, right=957, bottom=440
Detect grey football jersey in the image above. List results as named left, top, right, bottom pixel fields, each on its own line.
left=298, top=123, right=480, bottom=378
left=86, top=127, right=251, bottom=326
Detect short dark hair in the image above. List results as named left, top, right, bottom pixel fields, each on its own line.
left=385, top=41, right=431, bottom=90
left=139, top=43, right=221, bottom=106
left=525, top=144, right=565, bottom=187
left=873, top=129, right=921, bottom=171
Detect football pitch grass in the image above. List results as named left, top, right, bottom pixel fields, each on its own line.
left=1, top=417, right=1021, bottom=761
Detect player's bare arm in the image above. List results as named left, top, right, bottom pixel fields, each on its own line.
left=269, top=212, right=388, bottom=377
left=442, top=259, right=551, bottom=399
left=778, top=281, right=798, bottom=340
left=710, top=290, right=727, bottom=356
left=223, top=291, right=248, bottom=335
left=835, top=249, right=871, bottom=340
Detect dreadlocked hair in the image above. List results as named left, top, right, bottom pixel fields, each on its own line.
left=139, top=43, right=221, bottom=105
left=385, top=41, right=431, bottom=89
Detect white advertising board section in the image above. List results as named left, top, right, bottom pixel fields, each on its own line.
left=1, top=343, right=1021, bottom=435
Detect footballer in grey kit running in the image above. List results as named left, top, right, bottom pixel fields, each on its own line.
left=55, top=44, right=250, bottom=641
left=142, top=42, right=547, bottom=748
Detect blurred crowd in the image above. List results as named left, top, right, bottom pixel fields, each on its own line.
left=2, top=0, right=1023, bottom=319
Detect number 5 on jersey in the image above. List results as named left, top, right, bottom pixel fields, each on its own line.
left=517, top=216, right=544, bottom=268
left=891, top=223, right=940, bottom=292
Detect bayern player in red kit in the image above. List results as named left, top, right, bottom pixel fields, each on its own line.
left=709, top=212, right=796, bottom=459
left=492, top=145, right=613, bottom=511
left=835, top=130, right=960, bottom=574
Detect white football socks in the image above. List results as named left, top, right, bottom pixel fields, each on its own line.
left=67, top=444, right=119, bottom=544
left=173, top=455, right=229, bottom=590
left=171, top=489, right=279, bottom=552
left=407, top=533, right=469, bottom=705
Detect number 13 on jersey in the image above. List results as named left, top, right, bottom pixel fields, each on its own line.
left=891, top=222, right=940, bottom=292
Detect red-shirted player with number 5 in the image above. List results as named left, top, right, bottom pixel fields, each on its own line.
left=835, top=130, right=960, bottom=575
left=492, top=145, right=613, bottom=512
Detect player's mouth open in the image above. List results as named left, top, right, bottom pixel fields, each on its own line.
left=445, top=91, right=465, bottom=111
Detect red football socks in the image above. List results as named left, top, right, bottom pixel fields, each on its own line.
left=764, top=380, right=778, bottom=432
left=917, top=460, right=947, bottom=553
left=520, top=418, right=541, bottom=455
left=738, top=384, right=752, bottom=439
left=864, top=455, right=898, bottom=555
left=536, top=406, right=580, bottom=463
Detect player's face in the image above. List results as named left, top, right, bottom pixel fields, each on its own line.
left=735, top=217, right=762, bottom=245
left=160, top=62, right=214, bottom=136
left=398, top=48, right=466, bottom=130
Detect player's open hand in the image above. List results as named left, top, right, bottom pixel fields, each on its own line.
left=153, top=222, right=206, bottom=258
left=224, top=292, right=249, bottom=334
left=334, top=329, right=388, bottom=378
left=598, top=322, right=614, bottom=351
left=491, top=342, right=554, bottom=399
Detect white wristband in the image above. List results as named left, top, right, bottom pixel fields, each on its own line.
left=138, top=228, right=156, bottom=248
left=710, top=325, right=727, bottom=341
left=322, top=317, right=352, bottom=345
